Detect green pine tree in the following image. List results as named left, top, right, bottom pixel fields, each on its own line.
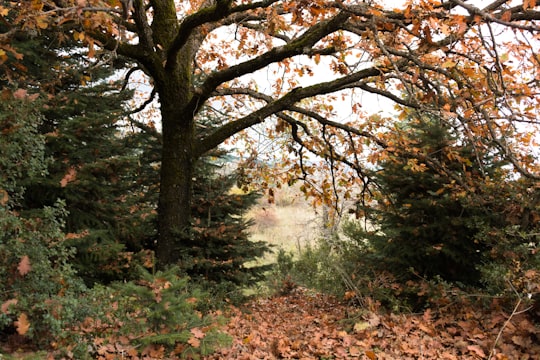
left=356, top=114, right=505, bottom=286
left=185, top=151, right=273, bottom=287
left=9, top=29, right=155, bottom=284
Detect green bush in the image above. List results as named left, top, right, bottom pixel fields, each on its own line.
left=62, top=267, right=231, bottom=359
left=0, top=94, right=89, bottom=350
left=0, top=201, right=89, bottom=348
left=271, top=241, right=349, bottom=297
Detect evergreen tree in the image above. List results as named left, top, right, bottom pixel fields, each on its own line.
left=30, top=81, right=157, bottom=284
left=186, top=151, right=273, bottom=287
left=8, top=29, right=156, bottom=284
left=356, top=115, right=505, bottom=285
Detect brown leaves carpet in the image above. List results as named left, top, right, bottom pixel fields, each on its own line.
left=205, top=288, right=540, bottom=360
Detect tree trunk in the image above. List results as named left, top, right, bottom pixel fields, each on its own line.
left=155, top=88, right=195, bottom=268
left=150, top=10, right=203, bottom=268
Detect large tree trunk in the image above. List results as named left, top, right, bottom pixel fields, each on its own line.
left=156, top=122, right=194, bottom=267
left=149, top=5, right=205, bottom=268
left=155, top=78, right=195, bottom=268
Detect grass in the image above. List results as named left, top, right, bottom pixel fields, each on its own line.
left=246, top=186, right=324, bottom=264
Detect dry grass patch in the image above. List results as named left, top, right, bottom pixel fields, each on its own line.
left=245, top=186, right=323, bottom=264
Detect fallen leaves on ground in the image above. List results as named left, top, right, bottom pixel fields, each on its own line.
left=204, top=288, right=540, bottom=359
left=3, top=288, right=539, bottom=359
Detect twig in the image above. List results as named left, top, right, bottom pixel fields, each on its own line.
left=487, top=281, right=523, bottom=360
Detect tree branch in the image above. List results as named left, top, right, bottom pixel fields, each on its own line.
left=188, top=11, right=351, bottom=114
left=166, top=0, right=233, bottom=70
left=450, top=0, right=540, bottom=31
left=195, top=63, right=384, bottom=156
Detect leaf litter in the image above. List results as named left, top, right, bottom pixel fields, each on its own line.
left=204, top=287, right=540, bottom=359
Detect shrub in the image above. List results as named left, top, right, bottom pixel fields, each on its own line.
left=270, top=241, right=348, bottom=297
left=0, top=201, right=88, bottom=347
left=61, top=267, right=231, bottom=359
left=0, top=94, right=88, bottom=350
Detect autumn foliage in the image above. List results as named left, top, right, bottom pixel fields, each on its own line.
left=2, top=0, right=540, bottom=358
left=3, top=0, right=538, bottom=267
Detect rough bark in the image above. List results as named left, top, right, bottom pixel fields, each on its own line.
left=156, top=104, right=195, bottom=267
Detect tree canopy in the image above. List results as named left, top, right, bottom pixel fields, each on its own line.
left=2, top=0, right=540, bottom=266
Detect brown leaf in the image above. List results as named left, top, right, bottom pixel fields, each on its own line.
left=15, top=313, right=30, bottom=335
left=191, top=327, right=205, bottom=339
left=368, top=313, right=381, bottom=327
left=349, top=345, right=361, bottom=356
left=511, top=335, right=530, bottom=347
left=0, top=189, right=8, bottom=206
left=1, top=299, right=17, bottom=314
left=500, top=10, right=512, bottom=22
left=17, top=255, right=32, bottom=276
left=418, top=323, right=434, bottom=335
left=467, top=344, right=486, bottom=358
left=365, top=350, right=377, bottom=360
left=60, top=167, right=77, bottom=187
left=142, top=344, right=165, bottom=358
left=188, top=336, right=201, bottom=348
left=524, top=0, right=537, bottom=10
left=13, top=88, right=28, bottom=99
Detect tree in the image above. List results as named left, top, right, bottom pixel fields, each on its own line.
left=2, top=26, right=156, bottom=284
left=3, top=0, right=539, bottom=267
left=356, top=114, right=507, bottom=285
left=188, top=150, right=272, bottom=286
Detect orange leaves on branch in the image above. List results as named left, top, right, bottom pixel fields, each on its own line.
left=523, top=0, right=537, bottom=10
left=73, top=31, right=85, bottom=41
left=501, top=10, right=513, bottom=22
left=34, top=15, right=49, bottom=30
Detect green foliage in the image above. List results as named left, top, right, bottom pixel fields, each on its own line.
left=0, top=94, right=87, bottom=348
left=180, top=149, right=273, bottom=289
left=34, top=85, right=156, bottom=284
left=0, top=200, right=89, bottom=346
left=474, top=178, right=540, bottom=298
left=0, top=95, right=48, bottom=202
left=270, top=243, right=346, bottom=296
left=354, top=115, right=506, bottom=286
left=11, top=31, right=156, bottom=285
left=66, top=267, right=231, bottom=359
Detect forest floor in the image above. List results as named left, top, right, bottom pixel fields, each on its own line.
left=3, top=190, right=539, bottom=359
left=204, top=287, right=540, bottom=360
left=1, top=286, right=538, bottom=359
